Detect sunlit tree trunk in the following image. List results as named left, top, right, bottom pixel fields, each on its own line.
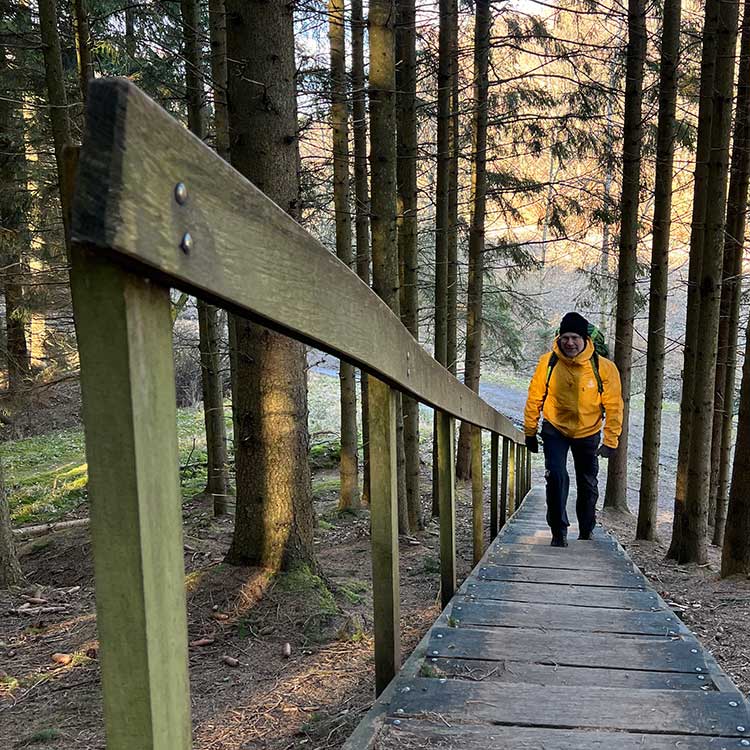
left=73, top=0, right=93, bottom=102
left=667, top=0, right=720, bottom=559
left=396, top=0, right=420, bottom=529
left=0, top=459, right=23, bottom=588
left=180, top=0, right=229, bottom=515
left=636, top=0, right=681, bottom=540
left=329, top=0, right=359, bottom=512
left=456, top=0, right=491, bottom=485
left=711, top=0, right=750, bottom=546
left=224, top=0, right=316, bottom=570
left=352, top=0, right=371, bottom=506
left=432, top=0, right=455, bottom=516
left=603, top=0, right=646, bottom=513
left=680, top=0, right=739, bottom=564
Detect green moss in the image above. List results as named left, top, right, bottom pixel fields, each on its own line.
left=317, top=519, right=334, bottom=531
left=17, top=727, right=62, bottom=745
left=277, top=564, right=337, bottom=615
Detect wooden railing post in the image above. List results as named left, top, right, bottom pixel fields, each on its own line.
left=490, top=433, right=499, bottom=539
left=367, top=375, right=400, bottom=696
left=501, top=436, right=510, bottom=527
left=70, top=247, right=191, bottom=750
left=518, top=444, right=525, bottom=505
left=526, top=449, right=532, bottom=495
left=471, top=425, right=483, bottom=565
left=436, top=411, right=456, bottom=609
left=508, top=439, right=517, bottom=516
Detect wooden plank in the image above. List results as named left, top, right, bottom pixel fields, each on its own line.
left=70, top=245, right=190, bottom=749
left=476, top=562, right=646, bottom=588
left=437, top=412, right=456, bottom=609
left=489, top=433, right=498, bottom=539
left=368, top=376, right=401, bottom=695
left=376, top=720, right=747, bottom=750
left=471, top=426, right=483, bottom=565
left=450, top=598, right=689, bottom=635
left=499, top=437, right=509, bottom=529
left=71, top=78, right=522, bottom=441
left=388, top=679, right=750, bottom=735
left=460, top=580, right=660, bottom=610
left=424, top=626, right=706, bottom=672
left=486, top=550, right=634, bottom=572
left=426, top=658, right=712, bottom=690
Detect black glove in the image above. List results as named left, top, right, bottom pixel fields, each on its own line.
left=597, top=444, right=615, bottom=459
left=525, top=435, right=539, bottom=454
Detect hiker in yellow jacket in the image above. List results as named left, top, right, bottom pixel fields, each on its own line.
left=524, top=312, right=624, bottom=547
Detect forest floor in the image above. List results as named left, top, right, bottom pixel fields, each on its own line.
left=0, top=368, right=748, bottom=749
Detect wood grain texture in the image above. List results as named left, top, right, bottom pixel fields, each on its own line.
left=437, top=412, right=456, bottom=609
left=388, top=679, right=750, bottom=734
left=376, top=720, right=747, bottom=749
left=489, top=433, right=498, bottom=538
left=459, top=579, right=660, bottom=609
left=70, top=246, right=190, bottom=750
left=450, top=598, right=689, bottom=635
left=71, top=78, right=521, bottom=441
left=476, top=562, right=646, bottom=588
left=368, top=376, right=401, bottom=695
left=425, top=658, right=712, bottom=689
left=424, top=626, right=706, bottom=671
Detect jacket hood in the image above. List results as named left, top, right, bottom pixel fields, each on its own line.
left=552, top=337, right=595, bottom=364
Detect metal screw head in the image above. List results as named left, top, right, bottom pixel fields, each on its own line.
left=698, top=675, right=705, bottom=681
left=431, top=658, right=437, bottom=663
left=695, top=667, right=703, bottom=672
left=740, top=739, right=749, bottom=745
left=174, top=182, right=188, bottom=204
left=739, top=726, right=747, bottom=733
left=401, top=686, right=411, bottom=693
left=730, top=701, right=739, bottom=707
left=393, top=719, right=401, bottom=726
left=180, top=232, right=193, bottom=254
left=436, top=634, right=443, bottom=639
left=691, top=648, right=698, bottom=654
left=665, top=617, right=672, bottom=622
left=396, top=708, right=404, bottom=714
left=439, top=678, right=447, bottom=684
left=456, top=606, right=462, bottom=611
left=432, top=650, right=439, bottom=655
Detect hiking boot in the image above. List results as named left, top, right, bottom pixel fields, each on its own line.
left=578, top=530, right=592, bottom=540
left=551, top=532, right=568, bottom=548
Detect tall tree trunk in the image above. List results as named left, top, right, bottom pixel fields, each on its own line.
left=603, top=0, right=646, bottom=513
left=329, top=0, right=359, bottom=512
left=456, top=0, right=491, bottom=484
left=680, top=0, right=739, bottom=564
left=432, top=0, right=455, bottom=516
left=636, top=0, right=681, bottom=540
left=180, top=0, right=230, bottom=515
left=125, top=5, right=136, bottom=71
left=720, top=314, right=750, bottom=576
left=73, top=0, right=93, bottom=102
left=352, top=0, right=371, bottom=506
left=0, top=37, right=31, bottom=394
left=447, top=0, right=459, bottom=378
left=711, top=0, right=750, bottom=546
left=37, top=0, right=72, bottom=240
left=369, top=0, right=409, bottom=535
left=397, top=0, right=421, bottom=530
left=667, top=0, right=720, bottom=559
left=224, top=0, right=316, bottom=571
left=0, top=459, right=23, bottom=588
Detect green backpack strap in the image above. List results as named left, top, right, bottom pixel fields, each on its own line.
left=591, top=352, right=603, bottom=394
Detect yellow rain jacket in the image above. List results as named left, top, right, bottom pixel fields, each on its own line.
left=524, top=339, right=624, bottom=449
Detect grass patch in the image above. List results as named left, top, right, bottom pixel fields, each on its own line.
left=15, top=728, right=62, bottom=746
left=312, top=477, right=341, bottom=502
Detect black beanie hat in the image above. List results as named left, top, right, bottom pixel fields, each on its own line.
left=559, top=311, right=589, bottom=339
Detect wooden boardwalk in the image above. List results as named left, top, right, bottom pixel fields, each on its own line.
left=346, top=487, right=750, bottom=750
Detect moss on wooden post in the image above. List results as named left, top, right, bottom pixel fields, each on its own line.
left=437, top=411, right=456, bottom=608
left=70, top=246, right=191, bottom=750
left=368, top=375, right=400, bottom=695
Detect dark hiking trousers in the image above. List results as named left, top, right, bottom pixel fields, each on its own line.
left=541, top=421, right=600, bottom=536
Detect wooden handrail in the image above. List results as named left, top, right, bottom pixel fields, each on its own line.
left=71, top=78, right=523, bottom=442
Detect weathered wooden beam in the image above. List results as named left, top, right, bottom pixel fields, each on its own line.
left=526, top=448, right=532, bottom=495
left=490, top=433, right=499, bottom=539
left=71, top=78, right=521, bottom=440
left=500, top=436, right=509, bottom=529
left=70, top=244, right=191, bottom=750
left=471, top=426, right=483, bottom=565
left=368, top=376, right=400, bottom=696
left=437, top=411, right=456, bottom=609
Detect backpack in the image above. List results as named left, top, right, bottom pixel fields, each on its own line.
left=541, top=323, right=608, bottom=409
